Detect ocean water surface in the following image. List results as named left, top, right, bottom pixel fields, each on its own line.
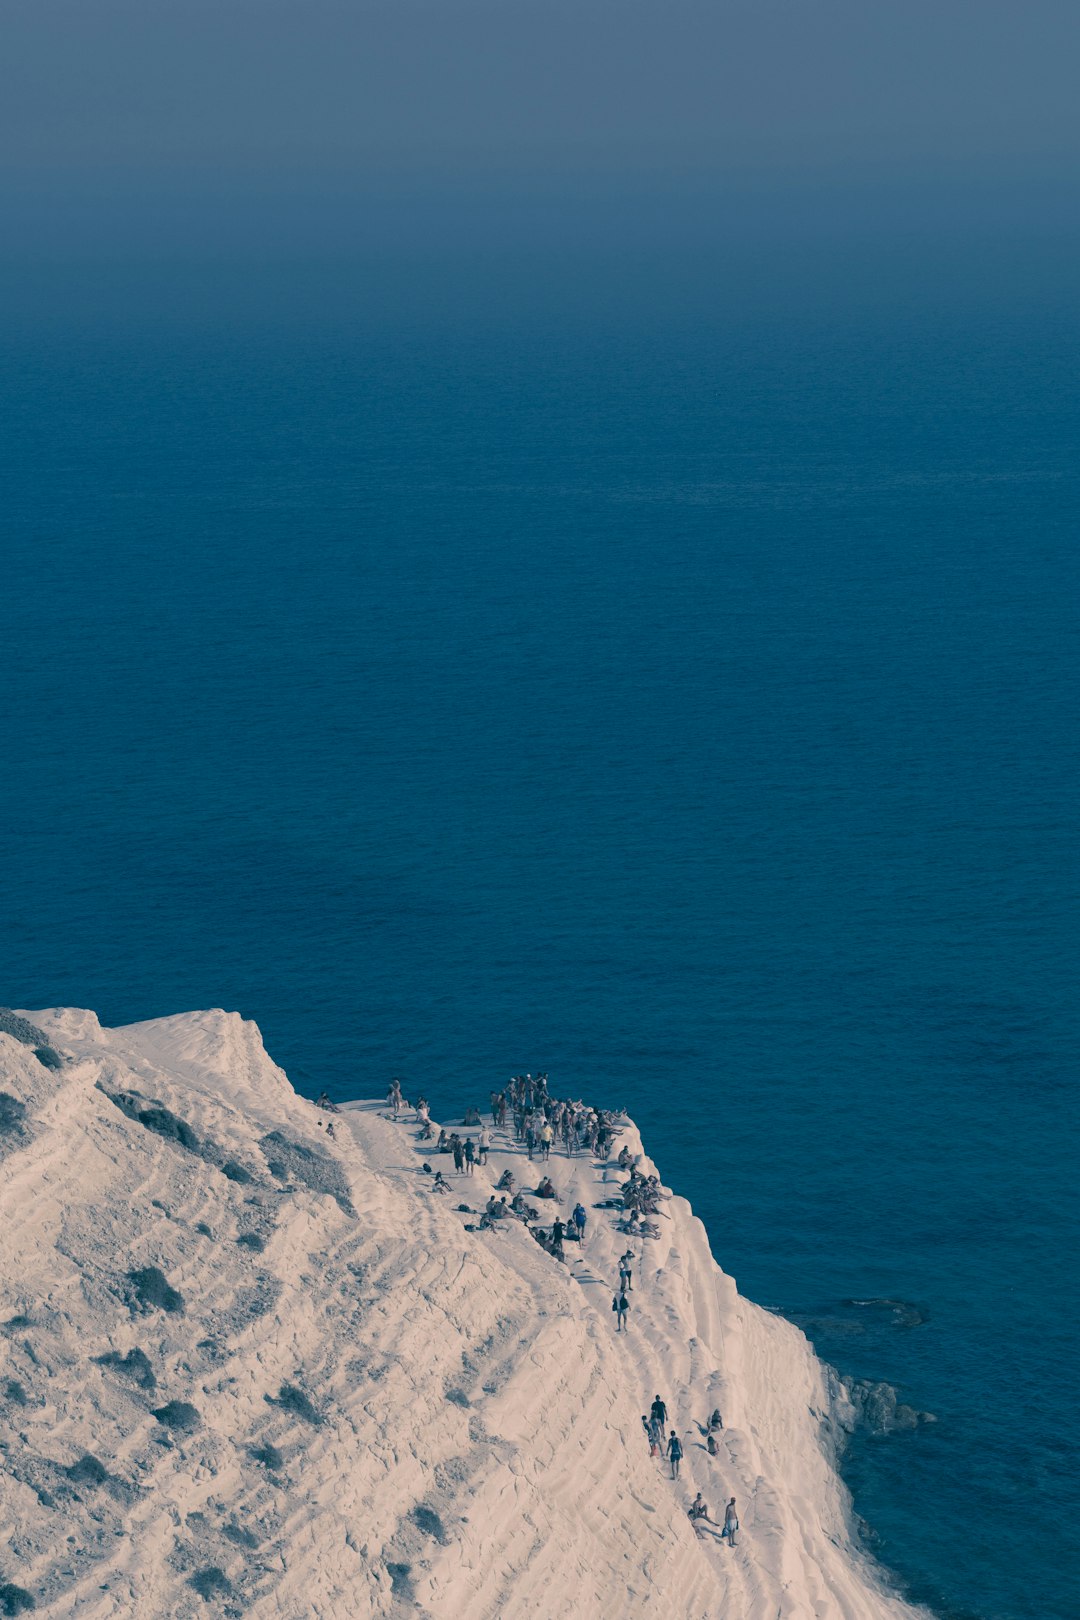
left=3, top=265, right=1078, bottom=1619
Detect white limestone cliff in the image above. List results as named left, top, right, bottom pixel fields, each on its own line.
left=0, top=1009, right=926, bottom=1619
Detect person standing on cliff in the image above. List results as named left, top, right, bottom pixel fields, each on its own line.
left=612, top=1289, right=629, bottom=1331
left=477, top=1125, right=490, bottom=1166
left=618, top=1249, right=634, bottom=1292
left=464, top=1137, right=476, bottom=1175
left=650, top=1394, right=668, bottom=1438
left=723, top=1498, right=739, bottom=1546
left=572, top=1202, right=587, bottom=1244
left=667, top=1431, right=683, bottom=1479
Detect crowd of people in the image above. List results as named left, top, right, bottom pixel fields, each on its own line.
left=381, top=1069, right=744, bottom=1553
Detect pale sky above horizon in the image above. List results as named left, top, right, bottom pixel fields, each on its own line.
left=2, top=1, right=1077, bottom=281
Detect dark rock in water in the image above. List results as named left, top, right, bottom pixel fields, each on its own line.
left=844, top=1297, right=929, bottom=1329
left=788, top=1312, right=866, bottom=1338
left=840, top=1376, right=934, bottom=1435
left=790, top=1297, right=929, bottom=1343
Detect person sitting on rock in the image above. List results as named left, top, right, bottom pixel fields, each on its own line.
left=496, top=1168, right=515, bottom=1193
left=688, top=1494, right=711, bottom=1527
left=535, top=1176, right=556, bottom=1199
left=432, top=1171, right=450, bottom=1194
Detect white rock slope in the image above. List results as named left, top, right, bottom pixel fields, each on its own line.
left=0, top=1009, right=927, bottom=1620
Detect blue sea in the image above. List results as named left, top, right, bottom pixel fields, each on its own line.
left=3, top=249, right=1078, bottom=1620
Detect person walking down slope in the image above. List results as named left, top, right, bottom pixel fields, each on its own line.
left=612, top=1290, right=629, bottom=1332
left=667, top=1432, right=683, bottom=1480
left=650, top=1395, right=668, bottom=1439
left=572, top=1203, right=587, bottom=1244
left=647, top=1416, right=662, bottom=1458
left=723, top=1498, right=739, bottom=1547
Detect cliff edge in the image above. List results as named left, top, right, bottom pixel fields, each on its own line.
left=0, top=1009, right=926, bottom=1619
